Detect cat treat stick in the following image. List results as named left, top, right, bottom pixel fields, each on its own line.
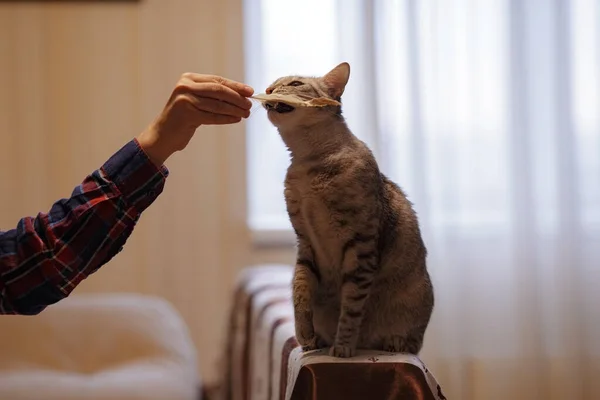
left=251, top=93, right=341, bottom=108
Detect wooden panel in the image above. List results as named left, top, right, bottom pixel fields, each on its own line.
left=0, top=0, right=250, bottom=384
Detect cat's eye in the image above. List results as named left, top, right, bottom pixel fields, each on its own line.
left=288, top=81, right=304, bottom=87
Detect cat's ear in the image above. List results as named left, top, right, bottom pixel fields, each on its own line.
left=323, top=62, right=350, bottom=99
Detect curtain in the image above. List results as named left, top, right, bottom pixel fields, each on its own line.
left=335, top=0, right=599, bottom=398
left=244, top=0, right=599, bottom=397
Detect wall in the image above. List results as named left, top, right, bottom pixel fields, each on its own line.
left=0, top=0, right=276, bottom=384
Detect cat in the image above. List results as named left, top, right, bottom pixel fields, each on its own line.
left=261, top=62, right=434, bottom=358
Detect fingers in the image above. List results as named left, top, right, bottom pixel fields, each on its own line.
left=175, top=93, right=245, bottom=125
left=189, top=95, right=251, bottom=118
left=169, top=73, right=255, bottom=128
left=194, top=109, right=242, bottom=125
left=181, top=72, right=254, bottom=97
left=177, top=80, right=253, bottom=111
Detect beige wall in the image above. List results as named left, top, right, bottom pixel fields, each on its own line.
left=0, top=0, right=293, bottom=383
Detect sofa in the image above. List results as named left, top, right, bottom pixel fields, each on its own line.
left=0, top=293, right=200, bottom=400
left=215, top=264, right=447, bottom=400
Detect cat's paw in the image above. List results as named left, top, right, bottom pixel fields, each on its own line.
left=329, top=344, right=356, bottom=358
left=383, top=335, right=419, bottom=354
left=300, top=336, right=319, bottom=351
left=298, top=334, right=327, bottom=351
left=383, top=335, right=403, bottom=352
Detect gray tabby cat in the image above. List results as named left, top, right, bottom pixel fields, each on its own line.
left=262, top=62, right=434, bottom=358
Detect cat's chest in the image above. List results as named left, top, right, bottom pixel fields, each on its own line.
left=286, top=172, right=353, bottom=269
left=286, top=175, right=344, bottom=227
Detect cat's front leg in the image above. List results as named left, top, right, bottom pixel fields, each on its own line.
left=292, top=238, right=321, bottom=351
left=331, top=233, right=378, bottom=358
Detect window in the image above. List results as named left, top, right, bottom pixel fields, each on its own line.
left=244, top=0, right=600, bottom=247
left=243, top=0, right=340, bottom=243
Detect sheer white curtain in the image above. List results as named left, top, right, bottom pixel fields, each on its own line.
left=367, top=1, right=600, bottom=398
left=244, top=0, right=600, bottom=398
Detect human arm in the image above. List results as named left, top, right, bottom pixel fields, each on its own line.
left=0, top=73, right=254, bottom=315
left=0, top=139, right=166, bottom=315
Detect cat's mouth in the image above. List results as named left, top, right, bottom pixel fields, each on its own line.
left=264, top=102, right=295, bottom=114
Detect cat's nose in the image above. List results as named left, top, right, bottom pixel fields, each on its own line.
left=266, top=87, right=273, bottom=94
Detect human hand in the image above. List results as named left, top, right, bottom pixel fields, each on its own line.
left=137, top=73, right=254, bottom=166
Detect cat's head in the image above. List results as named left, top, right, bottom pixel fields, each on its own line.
left=263, top=62, right=350, bottom=128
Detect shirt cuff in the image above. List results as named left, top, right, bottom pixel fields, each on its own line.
left=100, top=138, right=169, bottom=213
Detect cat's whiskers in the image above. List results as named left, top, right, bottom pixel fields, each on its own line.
left=247, top=101, right=266, bottom=118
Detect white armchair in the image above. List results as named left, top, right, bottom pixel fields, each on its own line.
left=0, top=293, right=200, bottom=400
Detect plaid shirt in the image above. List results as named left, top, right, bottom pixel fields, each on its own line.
left=0, top=139, right=168, bottom=315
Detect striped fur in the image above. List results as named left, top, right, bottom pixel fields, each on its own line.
left=263, top=63, right=434, bottom=358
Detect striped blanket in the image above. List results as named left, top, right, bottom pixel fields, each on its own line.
left=220, top=265, right=446, bottom=400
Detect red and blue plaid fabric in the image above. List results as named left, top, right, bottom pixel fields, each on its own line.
left=0, top=139, right=168, bottom=315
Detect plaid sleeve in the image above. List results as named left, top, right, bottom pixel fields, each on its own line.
left=0, top=138, right=169, bottom=315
